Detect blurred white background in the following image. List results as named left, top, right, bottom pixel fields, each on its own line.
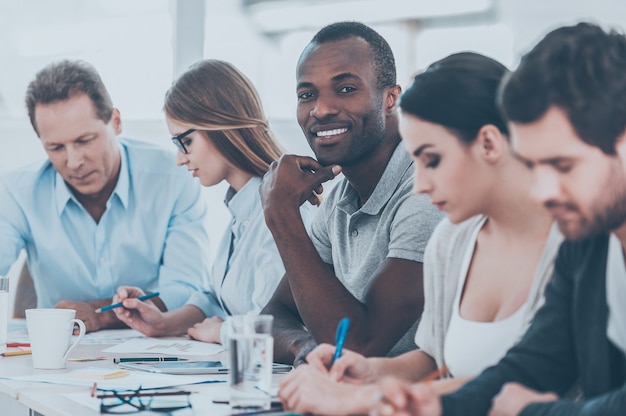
left=0, top=0, right=624, bottom=279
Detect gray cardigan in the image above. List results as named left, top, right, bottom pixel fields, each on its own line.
left=415, top=215, right=564, bottom=371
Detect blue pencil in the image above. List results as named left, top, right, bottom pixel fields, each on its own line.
left=95, top=292, right=160, bottom=313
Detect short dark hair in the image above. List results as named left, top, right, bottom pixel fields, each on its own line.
left=400, top=52, right=509, bottom=144
left=25, top=60, right=113, bottom=136
left=499, top=22, right=626, bottom=155
left=310, top=21, right=396, bottom=90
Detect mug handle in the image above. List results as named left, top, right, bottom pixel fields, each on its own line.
left=63, top=318, right=86, bottom=360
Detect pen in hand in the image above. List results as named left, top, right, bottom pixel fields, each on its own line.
left=331, top=317, right=350, bottom=365
left=95, top=292, right=160, bottom=313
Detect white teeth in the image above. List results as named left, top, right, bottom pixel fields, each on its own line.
left=316, top=128, right=348, bottom=137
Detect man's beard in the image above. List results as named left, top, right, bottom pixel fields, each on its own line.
left=551, top=161, right=626, bottom=239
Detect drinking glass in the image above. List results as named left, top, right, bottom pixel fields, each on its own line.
left=227, top=314, right=274, bottom=410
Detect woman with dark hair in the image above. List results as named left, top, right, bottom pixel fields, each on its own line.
left=111, top=59, right=310, bottom=345
left=277, top=52, right=563, bottom=415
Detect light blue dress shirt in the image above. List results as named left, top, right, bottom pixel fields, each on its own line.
left=0, top=138, right=210, bottom=309
left=186, top=176, right=312, bottom=344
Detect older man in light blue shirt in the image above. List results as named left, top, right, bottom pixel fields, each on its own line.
left=0, top=60, right=210, bottom=331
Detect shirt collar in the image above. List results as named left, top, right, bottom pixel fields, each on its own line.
left=224, top=176, right=262, bottom=226
left=54, top=142, right=129, bottom=215
left=114, top=143, right=130, bottom=208
left=338, top=142, right=413, bottom=216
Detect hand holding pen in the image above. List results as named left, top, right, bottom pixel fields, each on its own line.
left=304, top=342, right=373, bottom=383
left=299, top=318, right=351, bottom=372
left=95, top=292, right=160, bottom=313
left=109, top=286, right=171, bottom=336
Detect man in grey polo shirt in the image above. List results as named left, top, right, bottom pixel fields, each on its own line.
left=260, top=21, right=443, bottom=365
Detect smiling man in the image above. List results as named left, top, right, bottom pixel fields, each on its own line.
left=0, top=60, right=210, bottom=331
left=260, top=21, right=442, bottom=365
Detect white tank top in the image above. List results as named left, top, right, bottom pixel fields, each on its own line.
left=443, top=217, right=529, bottom=378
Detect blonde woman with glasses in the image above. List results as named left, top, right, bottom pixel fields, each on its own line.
left=111, top=59, right=311, bottom=345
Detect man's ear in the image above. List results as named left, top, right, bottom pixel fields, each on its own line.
left=473, top=124, right=505, bottom=164
left=110, top=108, right=122, bottom=135
left=615, top=128, right=626, bottom=164
left=384, top=85, right=401, bottom=115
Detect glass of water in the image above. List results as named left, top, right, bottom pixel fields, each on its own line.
left=227, top=314, right=274, bottom=410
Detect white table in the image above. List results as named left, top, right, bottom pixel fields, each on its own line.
left=0, top=332, right=286, bottom=415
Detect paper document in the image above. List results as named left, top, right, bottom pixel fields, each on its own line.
left=80, top=328, right=145, bottom=344
left=8, top=367, right=225, bottom=390
left=8, top=320, right=145, bottom=345
left=7, top=319, right=28, bottom=343
left=102, top=338, right=224, bottom=356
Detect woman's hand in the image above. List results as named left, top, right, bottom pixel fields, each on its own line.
left=279, top=363, right=381, bottom=415
left=306, top=343, right=378, bottom=383
left=111, top=286, right=168, bottom=336
left=369, top=378, right=443, bottom=416
left=187, top=316, right=225, bottom=344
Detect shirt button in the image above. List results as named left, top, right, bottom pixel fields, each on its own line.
left=351, top=229, right=358, bottom=237
left=243, top=220, right=250, bottom=228
left=99, top=257, right=106, bottom=264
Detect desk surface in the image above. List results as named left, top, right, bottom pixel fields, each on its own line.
left=0, top=327, right=286, bottom=415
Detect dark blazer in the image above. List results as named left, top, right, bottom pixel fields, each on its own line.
left=441, top=233, right=626, bottom=415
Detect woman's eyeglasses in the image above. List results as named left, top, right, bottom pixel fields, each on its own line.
left=96, top=386, right=192, bottom=414
left=171, top=129, right=196, bottom=154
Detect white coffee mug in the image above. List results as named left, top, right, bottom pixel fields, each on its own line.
left=25, top=308, right=86, bottom=369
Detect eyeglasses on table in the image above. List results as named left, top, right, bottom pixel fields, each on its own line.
left=96, top=386, right=193, bottom=414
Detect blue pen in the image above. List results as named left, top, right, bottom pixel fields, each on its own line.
left=331, top=317, right=350, bottom=364
left=95, top=292, right=160, bottom=313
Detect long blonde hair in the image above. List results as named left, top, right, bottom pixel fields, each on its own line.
left=164, top=59, right=283, bottom=176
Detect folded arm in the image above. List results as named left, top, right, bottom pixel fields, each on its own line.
left=262, top=276, right=317, bottom=365
left=520, top=384, right=626, bottom=416
left=55, top=298, right=132, bottom=332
